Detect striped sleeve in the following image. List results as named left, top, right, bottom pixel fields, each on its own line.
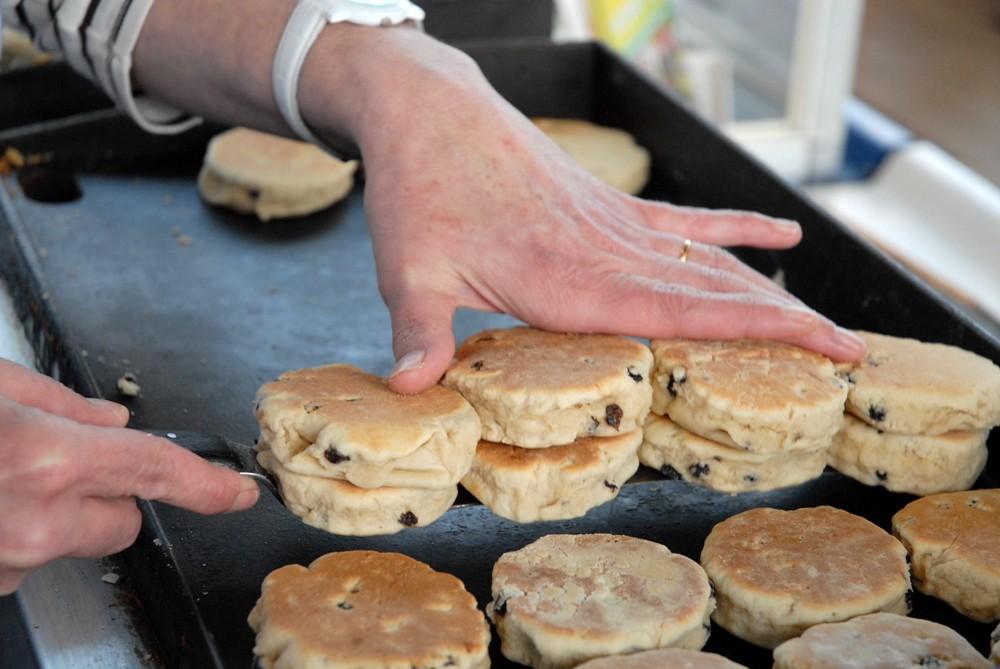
left=2, top=0, right=201, bottom=134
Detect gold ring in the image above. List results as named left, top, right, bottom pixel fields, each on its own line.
left=678, top=239, right=692, bottom=263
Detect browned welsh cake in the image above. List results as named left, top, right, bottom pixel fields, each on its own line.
left=701, top=506, right=911, bottom=649
left=650, top=338, right=847, bottom=454
left=258, top=452, right=457, bottom=536
left=488, top=534, right=714, bottom=669
left=461, top=429, right=641, bottom=522
left=827, top=414, right=988, bottom=495
left=576, top=648, right=748, bottom=669
left=255, top=364, right=480, bottom=490
left=640, top=413, right=827, bottom=493
left=837, top=331, right=1000, bottom=434
left=772, top=612, right=991, bottom=669
left=248, top=551, right=490, bottom=669
left=444, top=327, right=652, bottom=448
left=893, top=489, right=1000, bottom=622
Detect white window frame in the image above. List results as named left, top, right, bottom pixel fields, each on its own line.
left=719, top=0, right=865, bottom=182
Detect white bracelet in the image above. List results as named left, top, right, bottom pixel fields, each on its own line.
left=272, top=0, right=425, bottom=156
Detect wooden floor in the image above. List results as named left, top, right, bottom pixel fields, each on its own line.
left=855, top=0, right=1000, bottom=187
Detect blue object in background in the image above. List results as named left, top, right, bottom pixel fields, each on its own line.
left=839, top=97, right=912, bottom=181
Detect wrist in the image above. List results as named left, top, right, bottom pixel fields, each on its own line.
left=298, top=23, right=487, bottom=154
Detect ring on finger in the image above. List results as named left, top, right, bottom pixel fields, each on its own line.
left=678, top=239, right=692, bottom=263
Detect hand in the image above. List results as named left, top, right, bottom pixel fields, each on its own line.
left=0, top=359, right=259, bottom=594
left=129, top=10, right=864, bottom=395
left=318, top=32, right=866, bottom=393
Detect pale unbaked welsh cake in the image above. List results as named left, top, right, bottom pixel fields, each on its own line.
left=837, top=331, right=1000, bottom=434
left=650, top=339, right=848, bottom=455
left=255, top=364, right=480, bottom=490
left=533, top=118, right=651, bottom=195
left=198, top=127, right=358, bottom=222
left=828, top=414, right=989, bottom=495
left=444, top=328, right=653, bottom=448
left=248, top=551, right=491, bottom=669
left=461, top=429, right=641, bottom=522
left=258, top=452, right=457, bottom=536
left=892, top=489, right=1000, bottom=622
left=488, top=534, right=714, bottom=669
left=575, top=648, right=748, bottom=669
left=640, top=414, right=827, bottom=493
left=772, top=612, right=992, bottom=669
left=700, top=506, right=911, bottom=649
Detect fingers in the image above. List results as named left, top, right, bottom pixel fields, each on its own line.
left=0, top=568, right=29, bottom=595
left=64, top=497, right=143, bottom=559
left=566, top=274, right=865, bottom=360
left=0, top=358, right=129, bottom=427
left=79, top=428, right=260, bottom=514
left=0, top=497, right=141, bottom=571
left=680, top=241, right=804, bottom=304
left=0, top=400, right=261, bottom=589
left=640, top=201, right=802, bottom=249
left=384, top=291, right=457, bottom=394
left=625, top=248, right=798, bottom=307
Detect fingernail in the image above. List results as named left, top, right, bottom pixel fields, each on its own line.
left=390, top=350, right=425, bottom=377
left=228, top=479, right=260, bottom=512
left=833, top=327, right=866, bottom=356
left=774, top=218, right=800, bottom=231
left=88, top=398, right=130, bottom=422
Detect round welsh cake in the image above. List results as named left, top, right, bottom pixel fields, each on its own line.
left=198, top=127, right=357, bottom=221
left=461, top=429, right=641, bottom=522
left=828, top=414, right=988, bottom=495
left=533, top=118, right=651, bottom=195
left=838, top=331, right=1000, bottom=434
left=650, top=339, right=847, bottom=454
left=259, top=452, right=457, bottom=536
left=892, top=489, right=1000, bottom=622
left=576, top=649, right=747, bottom=669
left=640, top=414, right=827, bottom=493
left=488, top=534, right=714, bottom=669
left=444, top=328, right=653, bottom=448
left=255, top=364, right=480, bottom=490
left=700, top=506, right=911, bottom=649
left=772, top=613, right=992, bottom=669
left=248, top=551, right=490, bottom=669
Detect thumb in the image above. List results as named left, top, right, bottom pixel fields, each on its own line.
left=386, top=292, right=456, bottom=394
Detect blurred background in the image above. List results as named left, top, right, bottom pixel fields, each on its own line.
left=553, top=0, right=1000, bottom=326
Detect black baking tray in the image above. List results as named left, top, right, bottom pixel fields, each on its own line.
left=0, top=41, right=997, bottom=668
left=0, top=62, right=112, bottom=131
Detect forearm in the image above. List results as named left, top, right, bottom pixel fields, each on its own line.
left=131, top=0, right=486, bottom=153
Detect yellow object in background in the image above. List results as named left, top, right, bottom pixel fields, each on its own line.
left=589, top=0, right=673, bottom=58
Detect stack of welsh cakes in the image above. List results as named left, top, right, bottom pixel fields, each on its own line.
left=254, top=364, right=480, bottom=535
left=443, top=327, right=652, bottom=522
left=829, top=331, right=1000, bottom=495
left=643, top=339, right=849, bottom=492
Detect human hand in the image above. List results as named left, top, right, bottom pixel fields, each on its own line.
left=318, top=32, right=865, bottom=393
left=0, top=359, right=259, bottom=594
left=131, top=11, right=863, bottom=395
